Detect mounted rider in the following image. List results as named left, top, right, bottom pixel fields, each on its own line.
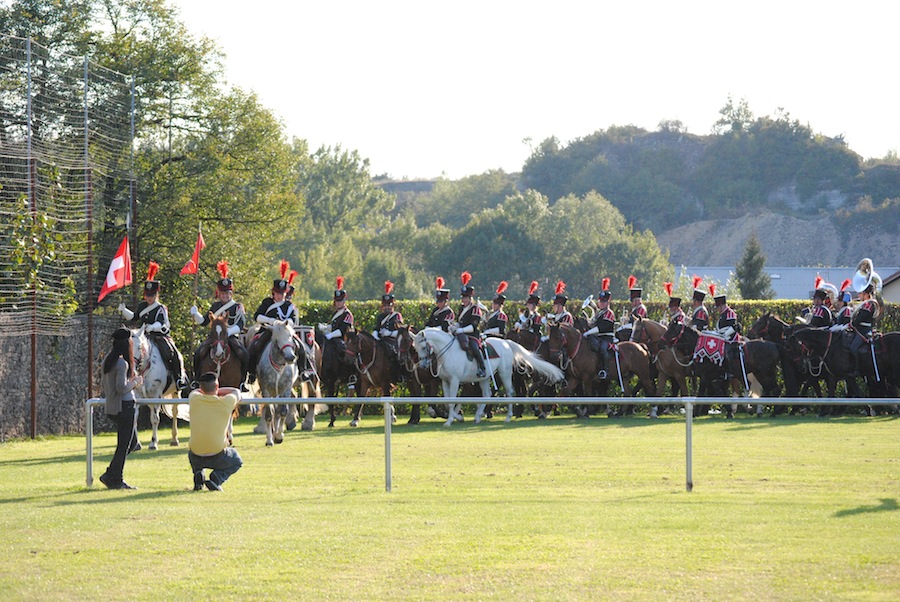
left=830, top=278, right=854, bottom=330
left=618, top=275, right=647, bottom=341
left=712, top=286, right=739, bottom=341
left=798, top=276, right=833, bottom=328
left=247, top=260, right=300, bottom=385
left=118, top=261, right=187, bottom=390
left=664, top=282, right=685, bottom=325
left=190, top=261, right=249, bottom=389
left=848, top=258, right=882, bottom=374
left=320, top=276, right=354, bottom=353
left=515, top=280, right=543, bottom=338
left=543, top=280, right=574, bottom=329
left=481, top=281, right=509, bottom=338
left=425, top=276, right=455, bottom=331
left=581, top=277, right=615, bottom=380
left=688, top=277, right=710, bottom=331
left=450, top=271, right=487, bottom=377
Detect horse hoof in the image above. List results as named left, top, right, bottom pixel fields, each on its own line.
left=301, top=422, right=314, bottom=431
left=275, top=438, right=283, bottom=445
left=266, top=441, right=273, bottom=446
left=149, top=442, right=158, bottom=451
left=169, top=441, right=179, bottom=447
left=349, top=420, right=359, bottom=428
left=504, top=417, right=511, bottom=423
left=443, top=421, right=453, bottom=427
left=426, top=407, right=436, bottom=418
left=407, top=418, right=420, bottom=425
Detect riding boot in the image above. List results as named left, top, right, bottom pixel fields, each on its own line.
left=597, top=348, right=608, bottom=380
left=475, top=351, right=486, bottom=378
left=247, top=349, right=259, bottom=384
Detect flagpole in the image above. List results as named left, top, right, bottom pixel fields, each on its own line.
left=190, top=222, right=201, bottom=363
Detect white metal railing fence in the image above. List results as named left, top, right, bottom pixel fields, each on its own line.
left=84, top=396, right=898, bottom=493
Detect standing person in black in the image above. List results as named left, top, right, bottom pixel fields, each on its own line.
left=99, top=328, right=143, bottom=490
left=425, top=276, right=455, bottom=331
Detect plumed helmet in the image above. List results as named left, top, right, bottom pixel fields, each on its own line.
left=381, top=280, right=395, bottom=304
left=435, top=276, right=449, bottom=301
left=664, top=282, right=681, bottom=307
left=553, top=280, right=568, bottom=305
left=493, top=281, right=508, bottom=304
left=273, top=260, right=290, bottom=293
left=839, top=278, right=852, bottom=303
left=628, top=275, right=641, bottom=300
left=691, top=275, right=706, bottom=302
left=526, top=280, right=540, bottom=305
left=597, top=278, right=611, bottom=301
left=216, top=261, right=233, bottom=291
left=710, top=283, right=726, bottom=306
left=460, top=271, right=474, bottom=297
left=144, top=261, right=160, bottom=294
left=333, top=276, right=347, bottom=301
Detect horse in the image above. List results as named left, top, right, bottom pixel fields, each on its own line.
left=196, top=313, right=244, bottom=443
left=547, top=323, right=655, bottom=418
left=661, top=322, right=781, bottom=418
left=254, top=321, right=299, bottom=446
left=343, top=329, right=398, bottom=427
left=412, top=327, right=565, bottom=427
left=129, top=325, right=187, bottom=449
left=630, top=316, right=693, bottom=400
left=313, top=330, right=360, bottom=428
left=397, top=325, right=445, bottom=424
left=505, top=326, right=558, bottom=419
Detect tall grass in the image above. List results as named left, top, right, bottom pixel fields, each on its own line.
left=1, top=413, right=898, bottom=601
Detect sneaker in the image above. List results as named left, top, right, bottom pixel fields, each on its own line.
left=597, top=370, right=608, bottom=380
left=193, top=471, right=205, bottom=491
left=205, top=480, right=222, bottom=492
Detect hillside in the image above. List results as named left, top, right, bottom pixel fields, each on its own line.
left=655, top=210, right=900, bottom=267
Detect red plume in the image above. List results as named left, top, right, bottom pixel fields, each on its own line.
left=601, top=277, right=610, bottom=292
left=384, top=280, right=394, bottom=295
left=217, top=260, right=229, bottom=279
left=496, top=281, right=508, bottom=295
left=435, top=276, right=445, bottom=290
left=279, top=260, right=290, bottom=279
left=288, top=270, right=298, bottom=285
left=627, top=275, right=637, bottom=290
left=814, top=275, right=823, bottom=289
left=146, top=261, right=159, bottom=281
left=663, top=282, right=673, bottom=297
left=692, top=275, right=702, bottom=290
left=335, top=276, right=344, bottom=291
left=708, top=283, right=717, bottom=297
left=460, top=271, right=472, bottom=286
left=840, top=278, right=851, bottom=292
left=555, top=280, right=566, bottom=295
left=528, top=280, right=539, bottom=295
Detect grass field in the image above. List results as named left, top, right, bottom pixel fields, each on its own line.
left=1, top=410, right=898, bottom=601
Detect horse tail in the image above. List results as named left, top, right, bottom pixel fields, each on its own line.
left=507, top=340, right=565, bottom=383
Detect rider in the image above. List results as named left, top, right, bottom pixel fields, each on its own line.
left=481, top=281, right=509, bottom=338
left=373, top=280, right=405, bottom=379
left=321, top=276, right=355, bottom=351
left=799, top=278, right=833, bottom=329
left=664, top=282, right=685, bottom=325
left=848, top=258, right=882, bottom=375
left=830, top=278, right=854, bottom=330
left=425, top=276, right=455, bottom=331
left=190, top=261, right=250, bottom=390
left=713, top=288, right=739, bottom=341
left=543, top=281, right=574, bottom=329
left=118, top=261, right=187, bottom=390
left=581, top=277, right=615, bottom=380
left=450, top=271, right=486, bottom=378
left=247, top=260, right=300, bottom=385
left=618, top=276, right=647, bottom=340
left=688, top=277, right=710, bottom=331
left=515, top=281, right=543, bottom=338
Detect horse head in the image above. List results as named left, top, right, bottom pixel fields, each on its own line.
left=269, top=320, right=297, bottom=363
left=207, top=313, right=230, bottom=362
left=547, top=323, right=568, bottom=362
left=412, top=328, right=439, bottom=370
left=661, top=321, right=690, bottom=351
left=128, top=324, right=151, bottom=374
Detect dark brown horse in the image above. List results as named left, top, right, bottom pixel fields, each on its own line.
left=505, top=327, right=557, bottom=418
left=343, top=329, right=399, bottom=426
left=196, top=313, right=244, bottom=443
left=397, top=325, right=444, bottom=424
left=313, top=330, right=360, bottom=428
left=630, top=316, right=693, bottom=398
left=547, top=323, right=654, bottom=418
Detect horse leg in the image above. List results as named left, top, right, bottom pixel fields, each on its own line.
left=149, top=404, right=160, bottom=450
left=474, top=379, right=492, bottom=424
left=275, top=403, right=288, bottom=444
left=170, top=403, right=180, bottom=446
left=443, top=378, right=460, bottom=427
left=300, top=382, right=317, bottom=431
left=264, top=404, right=274, bottom=446
left=350, top=401, right=365, bottom=428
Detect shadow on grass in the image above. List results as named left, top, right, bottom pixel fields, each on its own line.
left=833, top=498, right=898, bottom=518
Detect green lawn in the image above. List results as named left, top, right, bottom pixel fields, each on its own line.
left=1, top=412, right=898, bottom=601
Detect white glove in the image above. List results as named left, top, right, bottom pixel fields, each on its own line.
left=540, top=335, right=549, bottom=342
left=226, top=324, right=240, bottom=337
left=257, top=315, right=275, bottom=325
left=583, top=326, right=599, bottom=337
left=541, top=316, right=548, bottom=325
left=483, top=327, right=499, bottom=336
left=190, top=306, right=204, bottom=325
left=118, top=303, right=134, bottom=320
left=372, top=330, right=380, bottom=340
left=325, top=329, right=341, bottom=340
left=448, top=324, right=457, bottom=335
left=145, top=322, right=161, bottom=333
left=720, top=326, right=736, bottom=340
left=517, top=313, right=526, bottom=324
left=457, top=324, right=473, bottom=335
left=385, top=329, right=397, bottom=338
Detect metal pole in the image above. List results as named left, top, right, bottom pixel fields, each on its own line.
left=383, top=398, right=392, bottom=492
left=685, top=398, right=693, bottom=492
left=86, top=400, right=95, bottom=486
left=85, top=55, right=94, bottom=400
left=26, top=37, right=37, bottom=439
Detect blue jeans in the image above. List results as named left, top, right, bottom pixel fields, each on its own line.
left=188, top=448, right=243, bottom=487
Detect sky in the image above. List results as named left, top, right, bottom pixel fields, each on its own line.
left=169, top=1, right=899, bottom=180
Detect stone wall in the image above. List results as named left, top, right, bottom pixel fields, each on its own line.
left=0, top=316, right=119, bottom=441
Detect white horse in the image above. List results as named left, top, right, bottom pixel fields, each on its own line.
left=412, top=327, right=565, bottom=427
left=255, top=321, right=300, bottom=446
left=129, top=325, right=187, bottom=449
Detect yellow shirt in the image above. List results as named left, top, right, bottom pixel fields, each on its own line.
left=188, top=390, right=238, bottom=456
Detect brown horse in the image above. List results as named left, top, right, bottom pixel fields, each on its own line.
left=196, top=313, right=244, bottom=442
left=630, top=316, right=693, bottom=399
left=505, top=327, right=557, bottom=418
left=547, top=323, right=655, bottom=418
left=343, top=329, right=398, bottom=427
left=397, top=325, right=444, bottom=424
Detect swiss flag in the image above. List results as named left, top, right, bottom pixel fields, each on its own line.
left=97, top=236, right=132, bottom=302
left=180, top=230, right=206, bottom=275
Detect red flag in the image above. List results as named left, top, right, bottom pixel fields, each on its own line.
left=98, top=236, right=132, bottom=302
left=180, top=231, right=206, bottom=275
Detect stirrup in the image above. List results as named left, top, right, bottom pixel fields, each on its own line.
left=597, top=370, right=608, bottom=380
left=477, top=368, right=486, bottom=378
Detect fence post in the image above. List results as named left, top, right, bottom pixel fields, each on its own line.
left=384, top=398, right=392, bottom=492
left=685, top=398, right=693, bottom=492
left=85, top=399, right=95, bottom=486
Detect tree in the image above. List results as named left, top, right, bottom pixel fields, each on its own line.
left=735, top=233, right=775, bottom=300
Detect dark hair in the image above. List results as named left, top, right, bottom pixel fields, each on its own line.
left=103, top=330, right=134, bottom=377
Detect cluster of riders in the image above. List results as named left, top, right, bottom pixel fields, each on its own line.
left=118, top=256, right=898, bottom=431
